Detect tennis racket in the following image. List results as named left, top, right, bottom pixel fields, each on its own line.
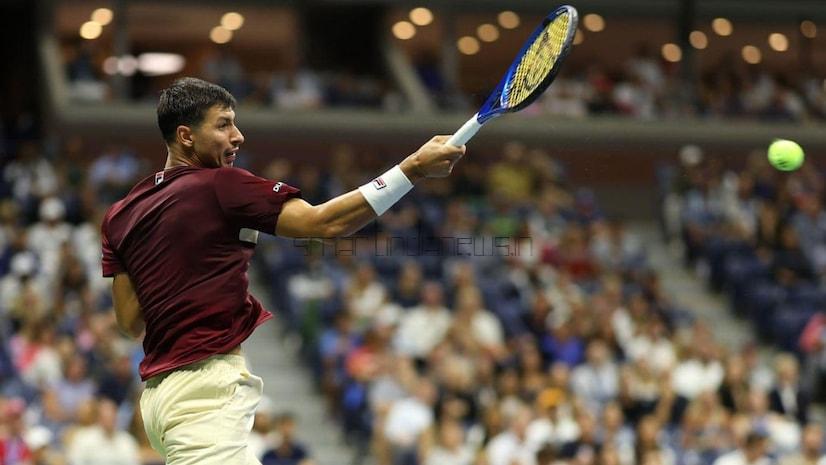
left=447, top=5, right=579, bottom=147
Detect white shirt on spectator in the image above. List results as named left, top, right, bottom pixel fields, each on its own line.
left=486, top=431, right=537, bottom=465
left=672, top=358, right=724, bottom=399
left=425, top=445, right=474, bottom=465
left=27, top=221, right=72, bottom=282
left=469, top=310, right=504, bottom=347
left=383, top=397, right=433, bottom=447
left=394, top=305, right=452, bottom=357
left=67, top=426, right=140, bottom=465
left=571, top=361, right=619, bottom=413
left=3, top=158, right=58, bottom=201
left=713, top=450, right=771, bottom=465
left=626, top=336, right=676, bottom=374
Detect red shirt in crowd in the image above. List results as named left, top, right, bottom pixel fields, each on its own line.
left=101, top=165, right=300, bottom=380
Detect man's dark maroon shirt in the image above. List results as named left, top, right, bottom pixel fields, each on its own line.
left=101, top=165, right=300, bottom=380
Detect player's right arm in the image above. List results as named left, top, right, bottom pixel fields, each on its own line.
left=275, top=136, right=465, bottom=239
left=112, top=273, right=145, bottom=339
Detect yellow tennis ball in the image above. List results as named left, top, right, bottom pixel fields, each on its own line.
left=768, top=139, right=804, bottom=171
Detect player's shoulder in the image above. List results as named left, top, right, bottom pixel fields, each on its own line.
left=213, top=166, right=257, bottom=179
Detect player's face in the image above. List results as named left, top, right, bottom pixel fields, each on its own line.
left=191, top=105, right=244, bottom=168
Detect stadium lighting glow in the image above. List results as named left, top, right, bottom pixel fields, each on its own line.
left=768, top=33, right=788, bottom=52
left=457, top=36, right=480, bottom=55
left=102, top=56, right=119, bottom=75
left=712, top=18, right=732, bottom=36
left=392, top=21, right=416, bottom=40
left=79, top=21, right=102, bottom=40
left=742, top=45, right=761, bottom=64
left=689, top=31, right=708, bottom=49
left=409, top=7, right=433, bottom=26
left=583, top=14, right=605, bottom=32
left=210, top=26, right=233, bottom=44
left=497, top=11, right=520, bottom=30
left=661, top=43, right=682, bottom=62
left=138, top=53, right=186, bottom=76
left=91, top=8, right=113, bottom=26
left=801, top=20, right=817, bottom=39
left=117, top=55, right=138, bottom=76
left=477, top=24, right=499, bottom=42
left=574, top=28, right=584, bottom=45
left=221, top=12, right=244, bottom=31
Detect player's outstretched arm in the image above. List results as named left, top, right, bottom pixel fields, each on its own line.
left=112, top=273, right=145, bottom=339
left=275, top=136, right=465, bottom=239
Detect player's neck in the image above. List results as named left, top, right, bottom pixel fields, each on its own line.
left=165, top=145, right=199, bottom=169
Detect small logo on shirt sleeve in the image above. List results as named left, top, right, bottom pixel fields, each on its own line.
left=273, top=182, right=283, bottom=192
left=154, top=171, right=165, bottom=185
left=372, top=177, right=386, bottom=190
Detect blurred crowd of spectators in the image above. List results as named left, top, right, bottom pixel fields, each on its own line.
left=64, top=39, right=826, bottom=123
left=256, top=141, right=826, bottom=465
left=0, top=138, right=317, bottom=464
left=2, top=127, right=825, bottom=465
left=662, top=146, right=826, bottom=407
left=538, top=48, right=826, bottom=123
left=64, top=43, right=395, bottom=110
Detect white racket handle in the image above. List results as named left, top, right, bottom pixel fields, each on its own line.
left=447, top=115, right=483, bottom=146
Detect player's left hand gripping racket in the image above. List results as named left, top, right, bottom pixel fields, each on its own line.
left=447, top=5, right=579, bottom=147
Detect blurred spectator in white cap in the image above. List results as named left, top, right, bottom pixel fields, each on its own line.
left=27, top=197, right=71, bottom=286
left=2, top=142, right=58, bottom=208
left=0, top=252, right=47, bottom=319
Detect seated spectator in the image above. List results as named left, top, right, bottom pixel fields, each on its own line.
left=448, top=286, right=505, bottom=360
left=712, top=430, right=772, bottom=465
left=344, top=262, right=386, bottom=330
left=570, top=339, right=619, bottom=415
left=67, top=399, right=140, bottom=465
left=394, top=282, right=452, bottom=360
left=261, top=413, right=315, bottom=465
left=88, top=148, right=141, bottom=204
left=778, top=423, right=825, bottom=465
left=382, top=378, right=437, bottom=465
left=50, top=355, right=96, bottom=424
left=485, top=405, right=537, bottom=465
left=423, top=419, right=474, bottom=465
left=768, top=354, right=809, bottom=426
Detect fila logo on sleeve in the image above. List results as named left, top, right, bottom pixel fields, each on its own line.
left=273, top=182, right=283, bottom=192
left=372, top=177, right=386, bottom=190
left=154, top=171, right=165, bottom=185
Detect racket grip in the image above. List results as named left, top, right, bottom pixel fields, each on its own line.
left=447, top=115, right=482, bottom=146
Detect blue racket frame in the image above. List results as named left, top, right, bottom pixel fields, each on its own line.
left=477, top=5, right=579, bottom=123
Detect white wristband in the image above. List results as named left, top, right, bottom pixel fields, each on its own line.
left=358, top=165, right=414, bottom=216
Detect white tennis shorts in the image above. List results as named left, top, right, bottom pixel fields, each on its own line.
left=140, top=354, right=263, bottom=465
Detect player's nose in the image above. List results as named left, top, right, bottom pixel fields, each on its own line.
left=232, top=127, right=245, bottom=145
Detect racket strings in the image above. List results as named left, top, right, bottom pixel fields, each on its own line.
left=505, top=13, right=571, bottom=108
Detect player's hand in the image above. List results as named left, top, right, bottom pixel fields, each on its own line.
left=400, top=135, right=466, bottom=181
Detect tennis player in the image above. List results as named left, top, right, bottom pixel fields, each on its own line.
left=101, top=77, right=465, bottom=464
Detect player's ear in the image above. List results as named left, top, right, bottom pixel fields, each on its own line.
left=176, top=125, right=194, bottom=148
